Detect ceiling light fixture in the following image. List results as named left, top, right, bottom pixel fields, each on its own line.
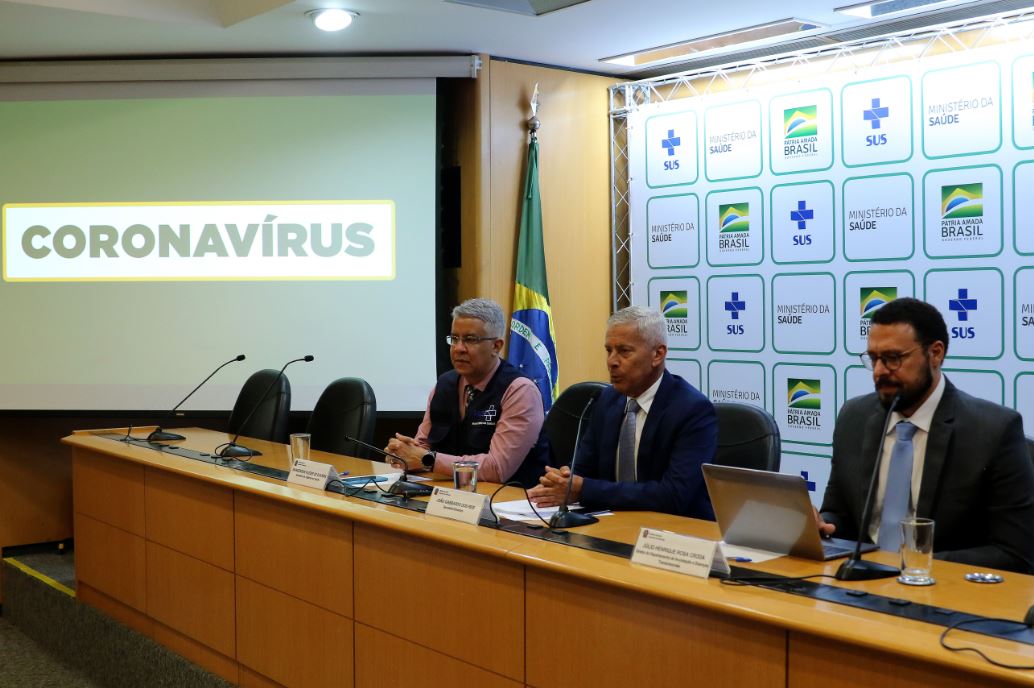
left=835, top=0, right=958, bottom=19
left=307, top=8, right=357, bottom=32
left=601, top=19, right=824, bottom=68
left=444, top=0, right=589, bottom=16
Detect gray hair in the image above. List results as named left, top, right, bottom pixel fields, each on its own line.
left=452, top=298, right=506, bottom=339
left=607, top=305, right=667, bottom=348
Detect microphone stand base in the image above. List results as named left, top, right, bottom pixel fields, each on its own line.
left=388, top=480, right=434, bottom=497
left=835, top=558, right=900, bottom=581
left=147, top=430, right=186, bottom=442
left=548, top=510, right=599, bottom=529
left=216, top=444, right=262, bottom=459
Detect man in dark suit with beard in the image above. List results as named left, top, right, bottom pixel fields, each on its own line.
left=818, top=298, right=1034, bottom=573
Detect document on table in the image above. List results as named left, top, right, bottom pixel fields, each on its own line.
left=718, top=543, right=782, bottom=563
left=492, top=499, right=612, bottom=522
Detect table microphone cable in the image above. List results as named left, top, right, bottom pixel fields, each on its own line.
left=939, top=615, right=1034, bottom=670
left=486, top=481, right=555, bottom=529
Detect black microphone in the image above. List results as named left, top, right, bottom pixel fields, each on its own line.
left=344, top=435, right=434, bottom=497
left=835, top=393, right=903, bottom=581
left=548, top=388, right=603, bottom=529
left=216, top=356, right=313, bottom=459
left=147, top=355, right=246, bottom=442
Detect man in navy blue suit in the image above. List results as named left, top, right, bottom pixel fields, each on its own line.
left=528, top=306, right=717, bottom=518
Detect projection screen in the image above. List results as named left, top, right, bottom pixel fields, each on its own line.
left=0, top=78, right=437, bottom=412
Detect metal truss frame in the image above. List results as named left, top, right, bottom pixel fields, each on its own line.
left=608, top=7, right=1034, bottom=311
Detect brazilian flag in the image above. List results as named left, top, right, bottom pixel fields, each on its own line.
left=507, top=138, right=559, bottom=412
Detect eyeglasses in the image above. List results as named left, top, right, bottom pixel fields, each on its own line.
left=445, top=335, right=496, bottom=346
left=859, top=346, right=921, bottom=371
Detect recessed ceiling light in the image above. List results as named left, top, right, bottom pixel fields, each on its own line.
left=307, top=8, right=357, bottom=32
left=835, top=0, right=957, bottom=19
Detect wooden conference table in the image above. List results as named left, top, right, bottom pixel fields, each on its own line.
left=64, top=427, right=1034, bottom=688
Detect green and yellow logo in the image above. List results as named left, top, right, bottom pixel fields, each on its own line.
left=787, top=379, right=821, bottom=409
left=659, top=290, right=688, bottom=319
left=941, top=183, right=983, bottom=219
left=784, top=105, right=818, bottom=139
left=860, top=287, right=896, bottom=319
left=718, top=203, right=750, bottom=233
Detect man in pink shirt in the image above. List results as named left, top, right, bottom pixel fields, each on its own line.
left=384, top=298, right=549, bottom=487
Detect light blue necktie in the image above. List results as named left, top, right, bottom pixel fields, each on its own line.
left=878, top=421, right=917, bottom=552
left=616, top=398, right=639, bottom=482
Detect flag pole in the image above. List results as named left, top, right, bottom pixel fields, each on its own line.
left=507, top=83, right=559, bottom=412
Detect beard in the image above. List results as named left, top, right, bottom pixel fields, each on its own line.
left=875, top=363, right=934, bottom=411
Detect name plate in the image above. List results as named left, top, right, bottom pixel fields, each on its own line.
left=631, top=527, right=730, bottom=579
left=425, top=486, right=489, bottom=525
left=287, top=459, right=340, bottom=490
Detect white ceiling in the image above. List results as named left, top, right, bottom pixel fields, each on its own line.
left=0, top=0, right=994, bottom=77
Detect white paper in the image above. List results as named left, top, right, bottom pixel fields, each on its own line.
left=718, top=543, right=783, bottom=563
left=491, top=499, right=611, bottom=522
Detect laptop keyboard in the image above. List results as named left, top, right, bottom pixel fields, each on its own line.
left=822, top=541, right=854, bottom=558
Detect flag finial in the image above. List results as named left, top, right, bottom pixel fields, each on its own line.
left=528, top=83, right=541, bottom=139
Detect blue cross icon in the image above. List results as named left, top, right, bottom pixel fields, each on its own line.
left=863, top=98, right=890, bottom=129
left=790, top=200, right=813, bottom=230
left=661, top=129, right=681, bottom=156
left=949, top=289, right=978, bottom=321
left=725, top=292, right=746, bottom=320
left=801, top=471, right=816, bottom=492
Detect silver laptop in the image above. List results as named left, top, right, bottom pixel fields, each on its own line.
left=702, top=464, right=877, bottom=561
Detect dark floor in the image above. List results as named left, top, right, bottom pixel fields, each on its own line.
left=0, top=613, right=105, bottom=688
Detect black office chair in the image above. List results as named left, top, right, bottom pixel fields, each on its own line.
left=1027, top=436, right=1034, bottom=469
left=543, top=381, right=607, bottom=468
left=307, top=377, right=377, bottom=458
left=226, top=369, right=291, bottom=443
left=713, top=402, right=781, bottom=472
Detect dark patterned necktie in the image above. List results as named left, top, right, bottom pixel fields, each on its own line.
left=616, top=398, right=639, bottom=482
left=464, top=384, right=478, bottom=415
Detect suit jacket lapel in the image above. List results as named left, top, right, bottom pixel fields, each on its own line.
left=597, top=392, right=626, bottom=480
left=637, top=370, right=672, bottom=474
left=917, top=380, right=955, bottom=518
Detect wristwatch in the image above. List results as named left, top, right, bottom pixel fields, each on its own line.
left=421, top=450, right=437, bottom=469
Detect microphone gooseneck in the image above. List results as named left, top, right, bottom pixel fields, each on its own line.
left=344, top=435, right=409, bottom=473
left=147, top=354, right=246, bottom=442
left=548, top=389, right=603, bottom=530
left=216, top=355, right=313, bottom=459
left=835, top=392, right=903, bottom=581
left=344, top=434, right=434, bottom=498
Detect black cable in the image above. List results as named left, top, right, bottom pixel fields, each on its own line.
left=720, top=572, right=840, bottom=587
left=939, top=617, right=1034, bottom=670
left=487, top=481, right=555, bottom=528
left=211, top=442, right=254, bottom=462
left=327, top=475, right=392, bottom=498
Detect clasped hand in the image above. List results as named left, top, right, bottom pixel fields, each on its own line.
left=527, top=466, right=582, bottom=507
left=383, top=434, right=426, bottom=471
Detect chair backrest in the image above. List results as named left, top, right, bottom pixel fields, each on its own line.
left=713, top=402, right=781, bottom=472
left=226, top=369, right=291, bottom=443
left=543, top=381, right=608, bottom=468
left=1027, top=436, right=1034, bottom=469
left=307, top=377, right=378, bottom=458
